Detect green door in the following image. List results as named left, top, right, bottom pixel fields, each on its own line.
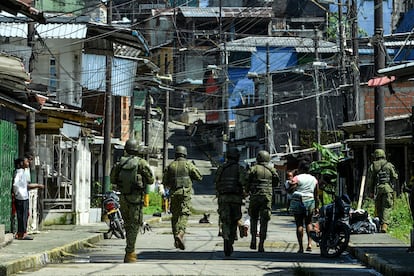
left=0, top=120, right=18, bottom=232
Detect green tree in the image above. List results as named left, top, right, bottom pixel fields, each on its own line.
left=326, top=12, right=368, bottom=42
left=309, top=143, right=345, bottom=202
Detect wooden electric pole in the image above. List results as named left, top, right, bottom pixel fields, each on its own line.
left=266, top=43, right=274, bottom=154
left=103, top=0, right=113, bottom=193
left=351, top=0, right=360, bottom=120
left=144, top=90, right=151, bottom=160
left=374, top=0, right=385, bottom=150
left=314, top=30, right=321, bottom=161
left=26, top=17, right=36, bottom=180
left=162, top=86, right=171, bottom=171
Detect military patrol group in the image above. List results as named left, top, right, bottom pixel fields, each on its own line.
left=110, top=137, right=400, bottom=262
left=110, top=137, right=283, bottom=262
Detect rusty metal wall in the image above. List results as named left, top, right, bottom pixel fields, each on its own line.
left=0, top=120, right=18, bottom=232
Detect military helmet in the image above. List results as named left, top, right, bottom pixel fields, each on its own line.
left=374, top=149, right=386, bottom=159
left=226, top=147, right=240, bottom=160
left=124, top=138, right=139, bottom=154
left=256, top=150, right=270, bottom=163
left=137, top=145, right=147, bottom=156
left=175, top=145, right=187, bottom=157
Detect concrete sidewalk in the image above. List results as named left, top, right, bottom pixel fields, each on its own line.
left=1, top=196, right=414, bottom=276
left=0, top=223, right=104, bottom=276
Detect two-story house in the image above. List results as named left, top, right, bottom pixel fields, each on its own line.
left=0, top=0, right=151, bottom=228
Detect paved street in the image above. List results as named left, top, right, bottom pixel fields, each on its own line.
left=2, top=123, right=401, bottom=276
left=14, top=196, right=379, bottom=276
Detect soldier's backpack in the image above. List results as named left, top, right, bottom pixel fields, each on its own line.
left=376, top=162, right=390, bottom=185
left=118, top=156, right=144, bottom=194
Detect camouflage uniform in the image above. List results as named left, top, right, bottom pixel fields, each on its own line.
left=247, top=150, right=279, bottom=252
left=162, top=145, right=202, bottom=250
left=215, top=148, right=247, bottom=256
left=110, top=139, right=154, bottom=262
left=367, top=149, right=398, bottom=232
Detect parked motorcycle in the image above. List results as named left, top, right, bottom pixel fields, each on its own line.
left=310, top=194, right=351, bottom=258
left=98, top=191, right=126, bottom=239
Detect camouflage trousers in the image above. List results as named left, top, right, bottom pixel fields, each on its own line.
left=218, top=197, right=242, bottom=242
left=248, top=195, right=272, bottom=241
left=120, top=196, right=143, bottom=254
left=170, top=192, right=192, bottom=236
left=375, top=191, right=393, bottom=225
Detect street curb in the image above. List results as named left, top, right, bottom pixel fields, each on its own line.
left=0, top=233, right=103, bottom=276
left=348, top=244, right=414, bottom=276
left=0, top=233, right=14, bottom=249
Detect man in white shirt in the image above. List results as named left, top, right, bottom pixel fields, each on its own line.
left=12, top=157, right=44, bottom=240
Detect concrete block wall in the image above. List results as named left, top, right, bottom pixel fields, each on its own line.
left=363, top=83, right=414, bottom=120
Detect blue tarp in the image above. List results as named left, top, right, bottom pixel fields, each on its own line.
left=229, top=78, right=254, bottom=113
left=227, top=49, right=296, bottom=121
left=250, top=48, right=297, bottom=74
left=228, top=68, right=250, bottom=121
left=393, top=9, right=414, bottom=62
left=232, top=78, right=254, bottom=96
left=395, top=9, right=414, bottom=33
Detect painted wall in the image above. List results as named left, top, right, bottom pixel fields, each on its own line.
left=36, top=0, right=89, bottom=15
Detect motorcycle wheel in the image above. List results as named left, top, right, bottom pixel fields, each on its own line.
left=320, top=223, right=350, bottom=258
left=112, top=215, right=125, bottom=239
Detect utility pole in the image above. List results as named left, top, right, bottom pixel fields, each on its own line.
left=26, top=14, right=36, bottom=180
left=351, top=0, right=360, bottom=120
left=103, top=0, right=113, bottom=193
left=144, top=90, right=151, bottom=160
left=219, top=0, right=229, bottom=150
left=26, top=22, right=35, bottom=146
left=314, top=29, right=321, bottom=160
left=374, top=0, right=385, bottom=150
left=338, top=0, right=347, bottom=85
left=266, top=43, right=274, bottom=154
left=162, top=86, right=171, bottom=171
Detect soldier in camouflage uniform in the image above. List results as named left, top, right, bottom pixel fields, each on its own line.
left=247, top=150, right=279, bottom=252
left=215, top=147, right=247, bottom=256
left=110, top=138, right=154, bottom=263
left=367, top=149, right=398, bottom=233
left=162, top=145, right=202, bottom=250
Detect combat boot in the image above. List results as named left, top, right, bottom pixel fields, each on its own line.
left=224, top=239, right=233, bottom=256
left=175, top=230, right=185, bottom=250
left=380, top=223, right=388, bottom=233
left=123, top=251, right=137, bottom=263
left=250, top=237, right=257, bottom=250
left=258, top=240, right=265, bottom=252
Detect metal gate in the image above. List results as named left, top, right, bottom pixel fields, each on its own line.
left=38, top=134, right=74, bottom=211
left=0, top=120, right=18, bottom=232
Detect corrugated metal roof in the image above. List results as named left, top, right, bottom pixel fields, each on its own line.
left=225, top=45, right=257, bottom=52
left=378, top=62, right=414, bottom=78
left=114, top=43, right=142, bottom=58
left=0, top=22, right=26, bottom=37
left=225, top=36, right=338, bottom=53
left=0, top=22, right=87, bottom=38
left=36, top=23, right=87, bottom=39
left=384, top=40, right=414, bottom=47
left=179, top=7, right=273, bottom=18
